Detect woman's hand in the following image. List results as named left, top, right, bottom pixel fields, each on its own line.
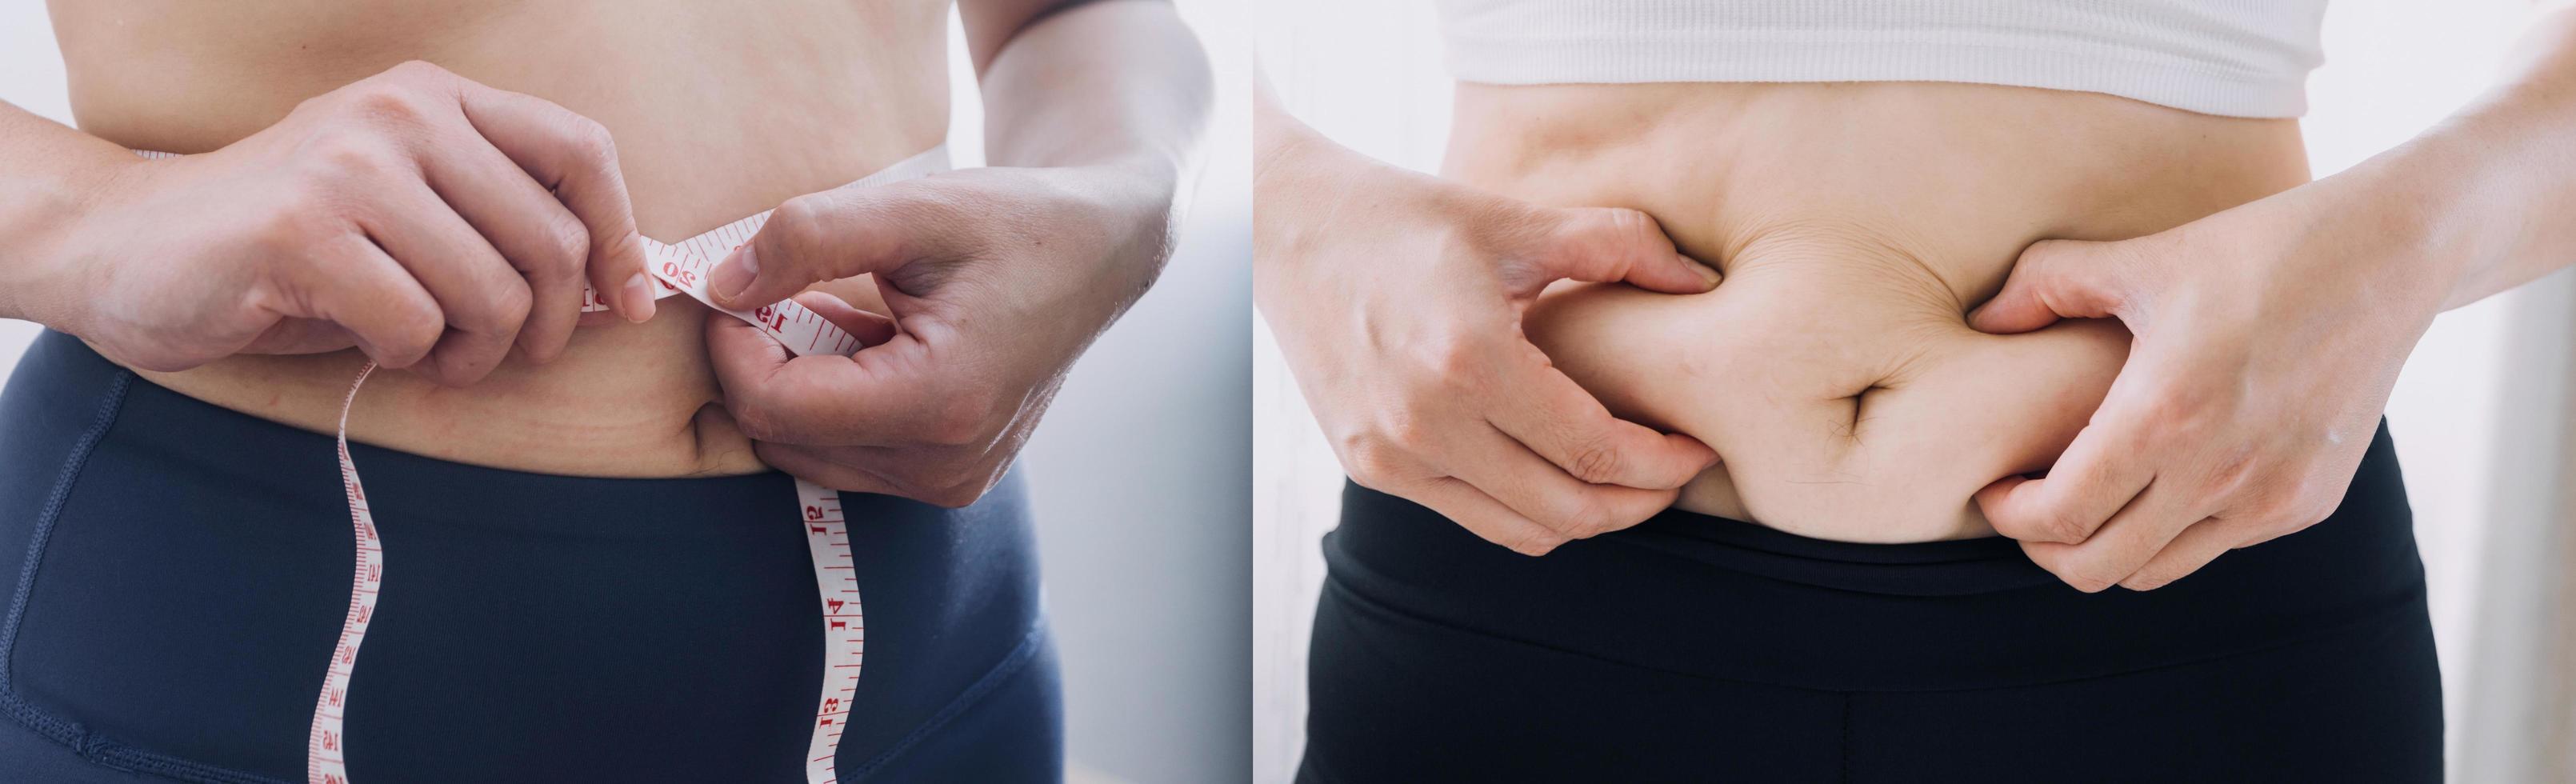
left=1255, top=98, right=1722, bottom=556
left=1965, top=168, right=2454, bottom=591
left=1966, top=2, right=2576, bottom=592
left=698, top=161, right=1181, bottom=506
left=24, top=60, right=654, bottom=386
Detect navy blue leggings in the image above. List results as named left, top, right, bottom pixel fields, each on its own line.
left=0, top=330, right=1059, bottom=783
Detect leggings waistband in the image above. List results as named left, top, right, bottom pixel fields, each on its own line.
left=1323, top=419, right=2429, bottom=692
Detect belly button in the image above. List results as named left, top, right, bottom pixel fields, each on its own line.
left=1839, top=382, right=1892, bottom=443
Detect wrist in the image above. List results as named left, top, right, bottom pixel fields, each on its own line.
left=2313, top=121, right=2529, bottom=314
left=0, top=154, right=142, bottom=328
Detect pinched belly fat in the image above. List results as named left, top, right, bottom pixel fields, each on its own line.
left=1446, top=82, right=2310, bottom=543
left=1526, top=236, right=2130, bottom=542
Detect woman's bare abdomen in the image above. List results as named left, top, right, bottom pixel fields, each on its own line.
left=46, top=0, right=950, bottom=477
left=1450, top=81, right=2312, bottom=542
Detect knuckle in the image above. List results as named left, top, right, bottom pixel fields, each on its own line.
left=1378, top=409, right=1438, bottom=454
left=1562, top=438, right=1624, bottom=485
left=389, top=306, right=443, bottom=359
left=542, top=216, right=592, bottom=274
left=344, top=82, right=429, bottom=128
left=314, top=138, right=398, bottom=186
left=2004, top=508, right=2090, bottom=545
left=1584, top=207, right=1662, bottom=256
left=486, top=282, right=534, bottom=330
left=564, top=116, right=618, bottom=163
left=385, top=59, right=452, bottom=82
left=728, top=404, right=789, bottom=442
left=1420, top=336, right=1483, bottom=380
left=770, top=194, right=836, bottom=264
left=1545, top=498, right=1614, bottom=538
left=2041, top=510, right=2097, bottom=543
left=1338, top=437, right=1406, bottom=486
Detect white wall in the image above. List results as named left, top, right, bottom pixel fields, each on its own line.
left=1254, top=2, right=2562, bottom=782
left=0, top=3, right=1251, bottom=782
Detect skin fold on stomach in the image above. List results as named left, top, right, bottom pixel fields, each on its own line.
left=45, top=0, right=951, bottom=477
left=1446, top=81, right=2314, bottom=542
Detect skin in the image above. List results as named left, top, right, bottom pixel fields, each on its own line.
left=1967, top=5, right=2576, bottom=591
left=1259, top=77, right=2310, bottom=550
left=1261, top=6, right=2576, bottom=590
left=1254, top=80, right=1726, bottom=556
left=702, top=1, right=1211, bottom=506
left=0, top=0, right=1207, bottom=499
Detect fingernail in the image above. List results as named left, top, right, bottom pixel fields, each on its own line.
left=622, top=273, right=657, bottom=323
left=1690, top=260, right=1722, bottom=287
left=710, top=245, right=758, bottom=303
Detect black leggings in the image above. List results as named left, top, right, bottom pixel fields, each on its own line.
left=0, top=330, right=1061, bottom=783
left=1301, top=422, right=2441, bottom=783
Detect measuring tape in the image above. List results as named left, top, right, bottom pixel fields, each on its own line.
left=138, top=146, right=949, bottom=784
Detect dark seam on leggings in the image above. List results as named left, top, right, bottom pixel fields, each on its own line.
left=0, top=368, right=328, bottom=784
left=1838, top=694, right=1852, bottom=784
left=842, top=619, right=1050, bottom=782
left=1322, top=569, right=2426, bottom=695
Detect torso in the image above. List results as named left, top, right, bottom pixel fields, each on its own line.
left=1452, top=81, right=2311, bottom=542
left=46, top=0, right=950, bottom=477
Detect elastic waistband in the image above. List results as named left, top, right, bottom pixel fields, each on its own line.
left=1611, top=506, right=2054, bottom=597
left=1323, top=420, right=2430, bottom=692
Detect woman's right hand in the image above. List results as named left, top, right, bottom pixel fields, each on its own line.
left=1254, top=93, right=1722, bottom=555
left=34, top=60, right=656, bottom=386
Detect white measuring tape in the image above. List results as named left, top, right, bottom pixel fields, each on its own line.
left=138, top=146, right=949, bottom=784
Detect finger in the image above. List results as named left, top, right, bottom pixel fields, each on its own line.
left=280, top=234, right=445, bottom=370
left=242, top=318, right=358, bottom=355
left=1441, top=425, right=1679, bottom=542
left=753, top=442, right=904, bottom=498
left=2118, top=516, right=2243, bottom=590
left=704, top=309, right=957, bottom=446
left=789, top=291, right=900, bottom=349
left=1966, top=239, right=2124, bottom=334
left=1973, top=418, right=2155, bottom=544
left=1485, top=355, right=1717, bottom=490
left=1520, top=206, right=1721, bottom=295
left=451, top=81, right=653, bottom=323
left=416, top=130, right=612, bottom=360
left=1402, top=476, right=1581, bottom=557
left=358, top=180, right=530, bottom=385
left=710, top=179, right=977, bottom=310
left=2020, top=480, right=2207, bottom=593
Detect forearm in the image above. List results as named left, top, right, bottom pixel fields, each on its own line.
left=977, top=1, right=1210, bottom=181
left=0, top=101, right=141, bottom=325
left=2358, top=3, right=2576, bottom=310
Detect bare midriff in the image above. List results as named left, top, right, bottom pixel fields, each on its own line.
left=45, top=0, right=950, bottom=477
left=1450, top=81, right=2312, bottom=542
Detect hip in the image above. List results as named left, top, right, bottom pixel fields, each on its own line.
left=0, top=330, right=1053, bottom=782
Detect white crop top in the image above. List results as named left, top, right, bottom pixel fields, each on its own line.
left=1435, top=0, right=2329, bottom=118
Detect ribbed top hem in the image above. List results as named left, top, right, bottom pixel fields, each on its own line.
left=1446, top=34, right=2307, bottom=117
left=1437, top=1, right=2326, bottom=118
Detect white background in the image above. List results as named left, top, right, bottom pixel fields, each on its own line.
left=1257, top=2, right=2575, bottom=782
left=0, top=2, right=1251, bottom=782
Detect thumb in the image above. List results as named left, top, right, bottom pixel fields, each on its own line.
left=708, top=183, right=968, bottom=310
left=1966, top=239, right=2128, bottom=334
left=1519, top=206, right=1722, bottom=297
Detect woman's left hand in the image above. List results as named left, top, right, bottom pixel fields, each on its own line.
left=699, top=162, right=1179, bottom=507
left=1963, top=170, right=2457, bottom=592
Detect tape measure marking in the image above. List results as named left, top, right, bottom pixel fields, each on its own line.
left=137, top=146, right=948, bottom=784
